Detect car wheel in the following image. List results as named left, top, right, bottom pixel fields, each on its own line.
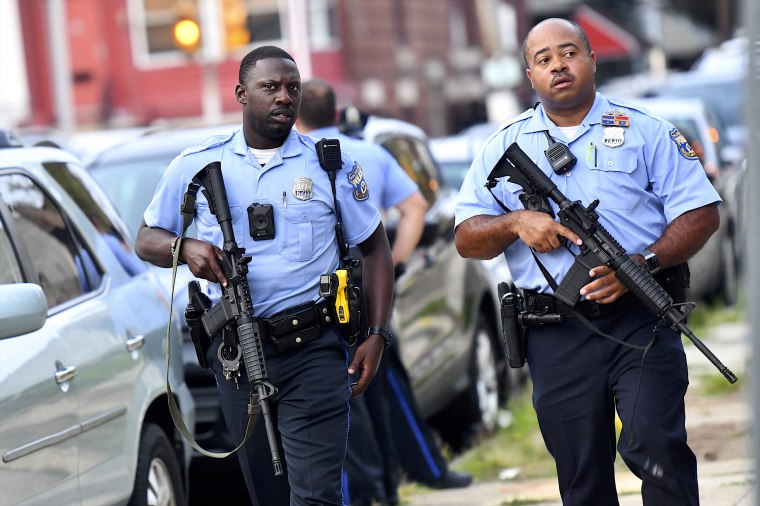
left=721, top=233, right=738, bottom=306
left=431, top=315, right=504, bottom=453
left=129, top=423, right=185, bottom=506
left=472, top=319, right=502, bottom=432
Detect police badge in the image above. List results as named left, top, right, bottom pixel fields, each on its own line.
left=293, top=177, right=314, bottom=200
left=347, top=162, right=369, bottom=201
left=602, top=127, right=625, bottom=148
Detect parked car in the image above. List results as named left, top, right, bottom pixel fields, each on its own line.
left=86, top=118, right=519, bottom=452
left=85, top=124, right=237, bottom=454
left=429, top=122, right=500, bottom=191
left=0, top=131, right=194, bottom=505
left=651, top=72, right=746, bottom=151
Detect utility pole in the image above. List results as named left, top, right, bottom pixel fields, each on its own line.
left=746, top=0, right=759, bottom=502
left=287, top=0, right=312, bottom=80
left=47, top=0, right=74, bottom=133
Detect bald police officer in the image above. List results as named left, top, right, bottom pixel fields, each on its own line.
left=455, top=19, right=720, bottom=505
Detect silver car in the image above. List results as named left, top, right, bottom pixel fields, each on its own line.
left=0, top=134, right=194, bottom=505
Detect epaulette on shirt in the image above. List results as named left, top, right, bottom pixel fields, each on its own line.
left=602, top=97, right=664, bottom=123
left=179, top=131, right=235, bottom=157
left=480, top=108, right=535, bottom=147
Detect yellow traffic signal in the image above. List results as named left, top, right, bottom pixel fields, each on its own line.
left=221, top=0, right=249, bottom=50
left=173, top=18, right=201, bottom=52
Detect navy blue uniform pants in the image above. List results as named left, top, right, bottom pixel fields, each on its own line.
left=209, top=327, right=351, bottom=506
left=526, top=303, right=699, bottom=505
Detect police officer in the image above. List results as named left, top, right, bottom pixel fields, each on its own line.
left=135, top=46, right=394, bottom=506
left=455, top=19, right=720, bottom=505
left=297, top=80, right=472, bottom=506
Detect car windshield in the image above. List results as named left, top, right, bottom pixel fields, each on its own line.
left=90, top=158, right=168, bottom=237
left=437, top=160, right=471, bottom=191
left=659, top=81, right=742, bottom=129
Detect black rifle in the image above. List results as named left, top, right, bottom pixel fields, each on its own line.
left=192, top=161, right=283, bottom=475
left=488, top=142, right=736, bottom=384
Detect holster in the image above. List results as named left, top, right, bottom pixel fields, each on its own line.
left=498, top=283, right=526, bottom=368
left=185, top=281, right=212, bottom=368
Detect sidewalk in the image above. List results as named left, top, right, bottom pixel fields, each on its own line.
left=403, top=321, right=754, bottom=506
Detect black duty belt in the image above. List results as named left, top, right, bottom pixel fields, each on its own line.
left=260, top=300, right=335, bottom=352
left=523, top=290, right=637, bottom=319
left=523, top=266, right=686, bottom=320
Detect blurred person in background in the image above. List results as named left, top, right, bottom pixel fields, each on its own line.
left=455, top=18, right=720, bottom=505
left=298, top=80, right=472, bottom=506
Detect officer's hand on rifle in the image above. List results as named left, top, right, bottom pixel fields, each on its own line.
left=181, top=238, right=229, bottom=287
left=581, top=265, right=628, bottom=304
left=512, top=210, right=582, bottom=253
left=347, top=336, right=385, bottom=397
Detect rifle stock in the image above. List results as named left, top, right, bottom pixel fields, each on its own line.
left=192, top=161, right=284, bottom=474
left=493, top=143, right=736, bottom=384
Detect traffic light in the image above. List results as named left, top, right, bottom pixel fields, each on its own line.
left=221, top=0, right=249, bottom=50
left=173, top=17, right=201, bottom=52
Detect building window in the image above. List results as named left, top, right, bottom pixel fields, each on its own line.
left=245, top=0, right=282, bottom=44
left=129, top=0, right=338, bottom=68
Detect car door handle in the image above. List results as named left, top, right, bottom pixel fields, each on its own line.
left=125, top=334, right=145, bottom=352
left=54, top=365, right=78, bottom=384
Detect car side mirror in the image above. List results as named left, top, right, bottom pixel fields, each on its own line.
left=0, top=283, right=48, bottom=339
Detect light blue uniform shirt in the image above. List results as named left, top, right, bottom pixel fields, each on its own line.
left=144, top=127, right=381, bottom=316
left=455, top=92, right=722, bottom=294
left=305, top=126, right=418, bottom=212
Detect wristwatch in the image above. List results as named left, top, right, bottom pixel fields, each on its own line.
left=367, top=326, right=392, bottom=349
left=641, top=249, right=660, bottom=275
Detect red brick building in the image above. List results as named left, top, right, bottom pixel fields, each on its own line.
left=18, top=0, right=503, bottom=136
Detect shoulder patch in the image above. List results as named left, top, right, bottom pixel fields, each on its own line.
left=347, top=162, right=369, bottom=201
left=669, top=128, right=698, bottom=160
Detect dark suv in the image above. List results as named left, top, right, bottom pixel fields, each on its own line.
left=84, top=119, right=520, bottom=454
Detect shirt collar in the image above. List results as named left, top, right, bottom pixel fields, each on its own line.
left=229, top=127, right=303, bottom=160
left=522, top=92, right=611, bottom=135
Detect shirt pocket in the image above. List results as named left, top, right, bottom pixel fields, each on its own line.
left=587, top=149, right=641, bottom=210
left=278, top=201, right=332, bottom=262
left=195, top=202, right=244, bottom=231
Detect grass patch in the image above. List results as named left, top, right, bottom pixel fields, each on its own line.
left=684, top=299, right=743, bottom=338
left=397, top=385, right=556, bottom=504
left=693, top=370, right=746, bottom=396
left=448, top=386, right=556, bottom=481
